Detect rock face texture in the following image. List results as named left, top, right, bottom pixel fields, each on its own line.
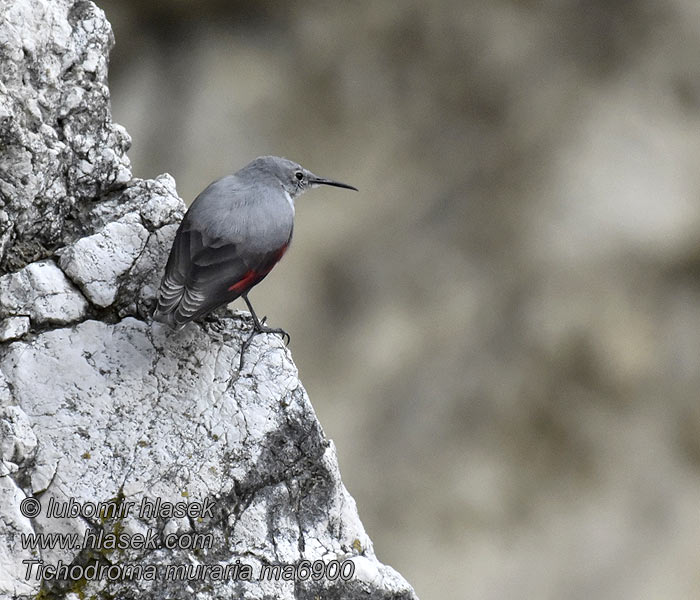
left=0, top=1, right=417, bottom=599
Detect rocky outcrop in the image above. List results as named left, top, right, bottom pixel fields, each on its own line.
left=0, top=1, right=417, bottom=598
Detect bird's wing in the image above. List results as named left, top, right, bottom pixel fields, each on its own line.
left=154, top=223, right=285, bottom=328
left=176, top=239, right=258, bottom=324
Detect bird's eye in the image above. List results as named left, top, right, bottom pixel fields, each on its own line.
left=294, top=171, right=304, bottom=181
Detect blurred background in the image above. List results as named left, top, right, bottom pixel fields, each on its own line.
left=98, top=1, right=700, bottom=598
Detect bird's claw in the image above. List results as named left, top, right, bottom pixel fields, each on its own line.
left=259, top=325, right=290, bottom=345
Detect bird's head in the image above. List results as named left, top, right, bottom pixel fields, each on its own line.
left=250, top=156, right=358, bottom=200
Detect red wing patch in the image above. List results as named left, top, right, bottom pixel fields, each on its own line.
left=227, top=243, right=289, bottom=293
left=228, top=270, right=257, bottom=292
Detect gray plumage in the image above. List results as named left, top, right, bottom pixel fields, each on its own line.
left=154, top=156, right=356, bottom=331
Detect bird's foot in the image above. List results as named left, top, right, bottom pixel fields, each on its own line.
left=200, top=308, right=231, bottom=335
left=204, top=319, right=226, bottom=337
left=254, top=321, right=291, bottom=345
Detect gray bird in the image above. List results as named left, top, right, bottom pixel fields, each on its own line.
left=153, top=155, right=357, bottom=367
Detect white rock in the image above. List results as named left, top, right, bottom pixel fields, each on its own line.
left=0, top=0, right=131, bottom=273
left=59, top=214, right=150, bottom=307
left=0, top=260, right=88, bottom=325
left=140, top=173, right=184, bottom=228
left=0, top=315, right=29, bottom=341
left=0, top=477, right=39, bottom=598
left=0, top=405, right=37, bottom=466
left=0, top=318, right=417, bottom=599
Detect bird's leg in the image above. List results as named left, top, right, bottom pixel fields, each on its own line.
left=238, top=293, right=291, bottom=370
left=242, top=294, right=290, bottom=342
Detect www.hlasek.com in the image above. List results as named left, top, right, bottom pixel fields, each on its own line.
left=19, top=495, right=356, bottom=583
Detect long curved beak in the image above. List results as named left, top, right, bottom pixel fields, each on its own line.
left=309, top=176, right=358, bottom=191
